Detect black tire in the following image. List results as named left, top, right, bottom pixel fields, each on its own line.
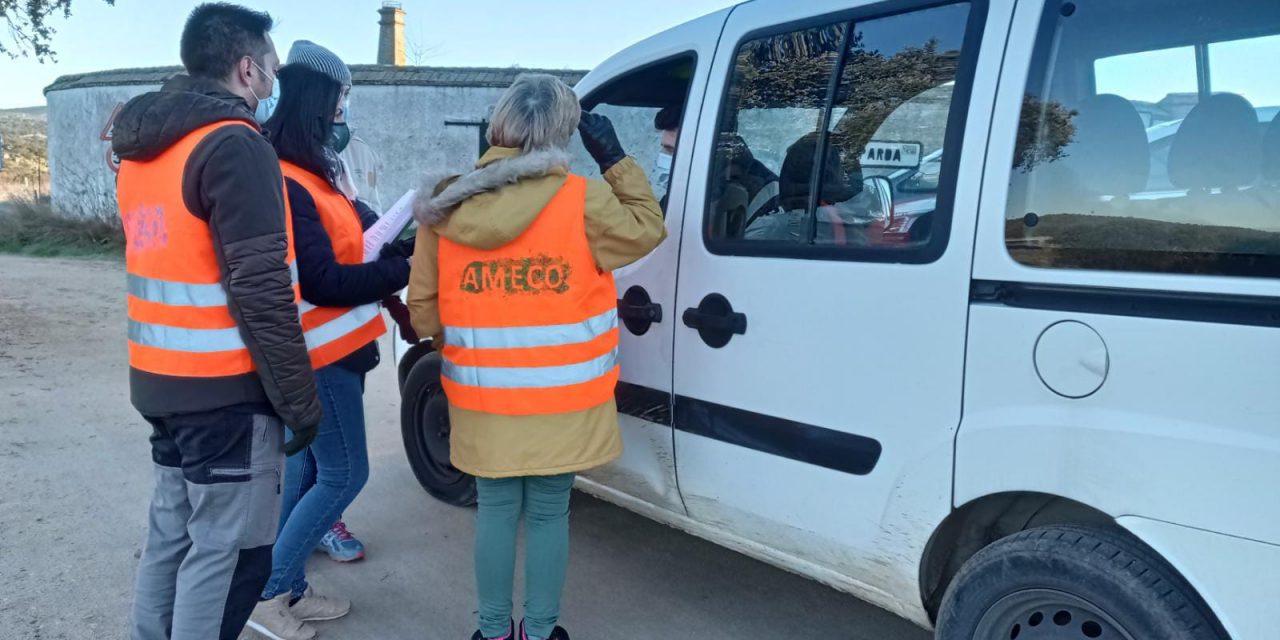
left=399, top=352, right=477, bottom=507
left=937, top=525, right=1228, bottom=640
left=397, top=341, right=434, bottom=394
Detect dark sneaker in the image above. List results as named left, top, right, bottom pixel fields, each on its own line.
left=520, top=620, right=569, bottom=640
left=470, top=620, right=514, bottom=640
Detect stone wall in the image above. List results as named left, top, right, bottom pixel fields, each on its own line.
left=44, top=65, right=585, bottom=220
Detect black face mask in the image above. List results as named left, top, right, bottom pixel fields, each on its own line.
left=327, top=122, right=351, bottom=153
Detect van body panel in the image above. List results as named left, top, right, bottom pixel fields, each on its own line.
left=961, top=0, right=1280, bottom=544
left=665, top=0, right=1013, bottom=622
left=1118, top=516, right=1280, bottom=640
left=570, top=9, right=734, bottom=515
left=958, top=304, right=1280, bottom=545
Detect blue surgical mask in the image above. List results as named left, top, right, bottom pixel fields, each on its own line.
left=250, top=61, right=279, bottom=124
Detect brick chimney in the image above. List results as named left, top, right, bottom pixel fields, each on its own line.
left=377, top=2, right=406, bottom=66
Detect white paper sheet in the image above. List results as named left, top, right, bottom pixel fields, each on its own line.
left=363, top=189, right=417, bottom=262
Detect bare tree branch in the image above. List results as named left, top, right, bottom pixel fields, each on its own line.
left=1, top=0, right=115, bottom=61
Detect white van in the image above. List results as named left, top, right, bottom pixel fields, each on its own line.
left=397, top=0, right=1280, bottom=637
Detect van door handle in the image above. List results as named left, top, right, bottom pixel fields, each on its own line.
left=619, top=301, right=663, bottom=323
left=682, top=293, right=746, bottom=348
left=618, top=286, right=662, bottom=336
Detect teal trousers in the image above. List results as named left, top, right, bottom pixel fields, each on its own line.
left=475, top=473, right=575, bottom=639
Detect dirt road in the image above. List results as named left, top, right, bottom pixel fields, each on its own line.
left=0, top=254, right=929, bottom=640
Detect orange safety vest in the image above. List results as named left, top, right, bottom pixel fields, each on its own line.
left=280, top=162, right=387, bottom=369
left=437, top=175, right=620, bottom=416
left=117, top=120, right=298, bottom=378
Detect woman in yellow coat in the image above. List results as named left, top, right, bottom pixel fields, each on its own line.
left=407, top=74, right=664, bottom=640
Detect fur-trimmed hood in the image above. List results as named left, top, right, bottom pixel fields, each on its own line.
left=410, top=146, right=574, bottom=251
left=413, top=147, right=572, bottom=226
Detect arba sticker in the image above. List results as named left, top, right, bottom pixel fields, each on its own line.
left=861, top=141, right=923, bottom=169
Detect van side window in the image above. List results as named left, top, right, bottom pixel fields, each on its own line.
left=574, top=54, right=699, bottom=214
left=705, top=24, right=847, bottom=245
left=819, top=3, right=971, bottom=249
left=705, top=2, right=977, bottom=261
left=1006, top=2, right=1280, bottom=278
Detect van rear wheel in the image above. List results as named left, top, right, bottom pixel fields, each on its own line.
left=400, top=353, right=477, bottom=507
left=937, top=525, right=1226, bottom=640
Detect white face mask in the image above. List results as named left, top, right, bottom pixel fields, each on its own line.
left=653, top=151, right=674, bottom=190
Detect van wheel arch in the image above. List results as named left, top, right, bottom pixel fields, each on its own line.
left=919, top=492, right=1116, bottom=622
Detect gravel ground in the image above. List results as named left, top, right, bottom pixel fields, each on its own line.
left=0, top=254, right=929, bottom=640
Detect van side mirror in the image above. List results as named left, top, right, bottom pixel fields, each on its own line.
left=862, top=175, right=894, bottom=223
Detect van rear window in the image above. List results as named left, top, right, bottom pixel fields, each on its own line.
left=1006, top=0, right=1280, bottom=278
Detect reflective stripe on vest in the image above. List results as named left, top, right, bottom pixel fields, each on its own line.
left=443, top=308, right=617, bottom=351
left=280, top=162, right=387, bottom=369
left=297, top=299, right=383, bottom=351
left=443, top=347, right=618, bottom=389
left=128, top=321, right=246, bottom=353
left=118, top=120, right=299, bottom=378
left=436, top=174, right=620, bottom=416
left=128, top=262, right=299, bottom=308
left=127, top=264, right=302, bottom=354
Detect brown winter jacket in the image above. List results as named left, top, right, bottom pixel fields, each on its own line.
left=406, top=146, right=665, bottom=478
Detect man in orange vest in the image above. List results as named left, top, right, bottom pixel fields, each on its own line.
left=111, top=5, right=321, bottom=639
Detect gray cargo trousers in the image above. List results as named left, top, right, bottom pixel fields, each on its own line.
left=130, top=407, right=284, bottom=640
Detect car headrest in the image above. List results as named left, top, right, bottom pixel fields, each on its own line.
left=1058, top=94, right=1150, bottom=196
left=1169, top=93, right=1261, bottom=190
left=1262, top=115, right=1280, bottom=183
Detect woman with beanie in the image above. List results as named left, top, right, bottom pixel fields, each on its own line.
left=246, top=40, right=414, bottom=640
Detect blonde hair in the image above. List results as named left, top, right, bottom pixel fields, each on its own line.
left=487, top=73, right=581, bottom=153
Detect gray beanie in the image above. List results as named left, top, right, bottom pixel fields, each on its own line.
left=286, top=40, right=352, bottom=86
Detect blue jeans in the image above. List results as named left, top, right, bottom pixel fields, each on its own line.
left=261, top=365, right=369, bottom=599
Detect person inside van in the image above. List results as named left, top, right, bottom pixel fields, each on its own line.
left=653, top=104, right=680, bottom=208
left=248, top=40, right=415, bottom=640
left=744, top=131, right=861, bottom=244
left=664, top=103, right=781, bottom=234
left=407, top=73, right=665, bottom=640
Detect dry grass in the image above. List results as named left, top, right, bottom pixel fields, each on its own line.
left=0, top=197, right=124, bottom=258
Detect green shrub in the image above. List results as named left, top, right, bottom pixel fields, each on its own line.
left=0, top=197, right=124, bottom=257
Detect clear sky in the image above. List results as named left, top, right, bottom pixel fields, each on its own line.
left=0, top=0, right=740, bottom=109
left=1095, top=34, right=1280, bottom=106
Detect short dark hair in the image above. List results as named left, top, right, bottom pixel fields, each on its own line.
left=180, top=3, right=274, bottom=80
left=263, top=65, right=344, bottom=184
left=654, top=104, right=683, bottom=132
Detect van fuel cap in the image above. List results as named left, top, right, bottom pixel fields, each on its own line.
left=1034, top=320, right=1109, bottom=399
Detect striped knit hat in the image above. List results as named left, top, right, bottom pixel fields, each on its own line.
left=286, top=40, right=352, bottom=86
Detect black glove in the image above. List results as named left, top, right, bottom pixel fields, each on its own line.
left=284, top=422, right=318, bottom=456
left=379, top=237, right=415, bottom=260
left=383, top=294, right=420, bottom=343
left=578, top=110, right=627, bottom=174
